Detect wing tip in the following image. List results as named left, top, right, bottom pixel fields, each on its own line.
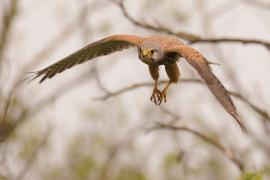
left=23, top=71, right=47, bottom=84
left=231, top=113, right=247, bottom=133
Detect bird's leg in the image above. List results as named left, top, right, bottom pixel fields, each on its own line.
left=150, top=80, right=162, bottom=105
left=159, top=62, right=180, bottom=105
left=148, top=64, right=161, bottom=105
left=158, top=81, right=172, bottom=105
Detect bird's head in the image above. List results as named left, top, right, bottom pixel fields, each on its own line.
left=139, top=41, right=164, bottom=64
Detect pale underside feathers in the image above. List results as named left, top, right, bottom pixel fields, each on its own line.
left=32, top=34, right=247, bottom=132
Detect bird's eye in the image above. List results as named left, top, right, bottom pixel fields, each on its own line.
left=150, top=49, right=156, bottom=54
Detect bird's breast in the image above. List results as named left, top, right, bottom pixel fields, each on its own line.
left=157, top=52, right=180, bottom=65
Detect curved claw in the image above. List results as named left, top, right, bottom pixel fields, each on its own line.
left=158, top=91, right=167, bottom=105
left=150, top=88, right=162, bottom=105
left=157, top=81, right=171, bottom=105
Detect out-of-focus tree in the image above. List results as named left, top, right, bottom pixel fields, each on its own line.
left=1, top=0, right=270, bottom=180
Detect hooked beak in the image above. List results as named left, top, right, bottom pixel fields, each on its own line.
left=142, top=49, right=152, bottom=58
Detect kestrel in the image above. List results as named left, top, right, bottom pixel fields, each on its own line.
left=32, top=35, right=247, bottom=132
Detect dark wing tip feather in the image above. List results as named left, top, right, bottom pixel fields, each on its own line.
left=22, top=71, right=44, bottom=84
left=231, top=112, right=247, bottom=133
left=39, top=74, right=48, bottom=83
left=204, top=67, right=247, bottom=133
left=23, top=68, right=51, bottom=84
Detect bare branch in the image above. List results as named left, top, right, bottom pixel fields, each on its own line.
left=148, top=122, right=244, bottom=172
left=0, top=68, right=95, bottom=143
left=1, top=89, right=13, bottom=123
left=115, top=0, right=270, bottom=50
left=113, top=0, right=200, bottom=41
left=242, top=0, right=270, bottom=10
left=231, top=92, right=270, bottom=121
left=0, top=3, right=102, bottom=143
left=93, top=79, right=270, bottom=122
left=92, top=79, right=201, bottom=101
left=189, top=38, right=270, bottom=50
left=0, top=0, right=18, bottom=65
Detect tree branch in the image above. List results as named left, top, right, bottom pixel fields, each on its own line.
left=0, top=0, right=18, bottom=66
left=147, top=122, right=244, bottom=172
left=92, top=79, right=201, bottom=101
left=114, top=0, right=270, bottom=50
left=0, top=68, right=95, bottom=143
left=242, top=0, right=270, bottom=10
left=189, top=38, right=270, bottom=50
left=93, top=79, right=270, bottom=122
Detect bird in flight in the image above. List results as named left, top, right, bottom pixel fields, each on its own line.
left=32, top=35, right=247, bottom=132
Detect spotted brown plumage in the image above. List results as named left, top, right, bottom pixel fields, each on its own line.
left=32, top=34, right=247, bottom=132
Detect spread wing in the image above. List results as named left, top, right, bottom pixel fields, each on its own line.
left=173, top=45, right=247, bottom=132
left=32, top=35, right=143, bottom=83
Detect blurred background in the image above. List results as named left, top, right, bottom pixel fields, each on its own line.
left=1, top=0, right=270, bottom=179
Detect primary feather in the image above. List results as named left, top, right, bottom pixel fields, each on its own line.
left=33, top=35, right=142, bottom=83
left=173, top=45, right=247, bottom=132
